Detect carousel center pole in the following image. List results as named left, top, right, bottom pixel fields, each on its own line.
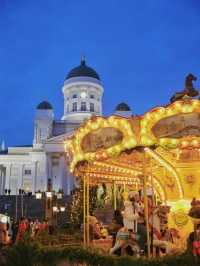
left=150, top=158, right=155, bottom=257
left=143, top=151, right=151, bottom=258
left=113, top=181, right=117, bottom=210
left=86, top=174, right=90, bottom=246
left=83, top=175, right=86, bottom=246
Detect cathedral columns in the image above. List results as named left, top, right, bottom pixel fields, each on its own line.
left=66, top=171, right=71, bottom=195
left=5, top=163, right=11, bottom=191
left=60, top=154, right=66, bottom=193
left=32, top=161, right=38, bottom=193
left=19, top=164, right=24, bottom=192
left=0, top=165, right=6, bottom=195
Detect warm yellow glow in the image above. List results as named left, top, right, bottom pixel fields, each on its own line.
left=46, top=192, right=53, bottom=198
left=140, top=99, right=200, bottom=149
left=64, top=99, right=200, bottom=244
left=35, top=191, right=42, bottom=199
left=168, top=199, right=191, bottom=212
left=147, top=175, right=165, bottom=202
left=192, top=139, right=199, bottom=147
left=65, top=116, right=138, bottom=172
left=144, top=147, right=183, bottom=199
left=53, top=206, right=58, bottom=212
left=181, top=140, right=189, bottom=148
left=60, top=206, right=66, bottom=212
left=66, top=100, right=200, bottom=171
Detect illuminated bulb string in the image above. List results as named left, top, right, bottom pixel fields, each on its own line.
left=144, top=147, right=183, bottom=199
left=147, top=175, right=166, bottom=203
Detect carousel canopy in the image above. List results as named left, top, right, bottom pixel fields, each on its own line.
left=65, top=99, right=200, bottom=203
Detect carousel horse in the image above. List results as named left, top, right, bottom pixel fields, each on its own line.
left=149, top=206, right=162, bottom=240
left=153, top=228, right=182, bottom=255
left=170, top=74, right=199, bottom=103
left=150, top=206, right=181, bottom=255
left=122, top=200, right=139, bottom=232
left=109, top=227, right=140, bottom=256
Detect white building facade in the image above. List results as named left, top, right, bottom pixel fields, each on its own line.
left=0, top=58, right=132, bottom=196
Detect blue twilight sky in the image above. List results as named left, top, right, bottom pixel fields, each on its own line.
left=0, top=0, right=200, bottom=147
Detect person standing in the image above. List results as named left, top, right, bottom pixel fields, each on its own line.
left=188, top=223, right=200, bottom=256
left=11, top=220, right=19, bottom=244
left=16, top=217, right=27, bottom=242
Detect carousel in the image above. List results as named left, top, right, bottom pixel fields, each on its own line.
left=65, top=74, right=200, bottom=257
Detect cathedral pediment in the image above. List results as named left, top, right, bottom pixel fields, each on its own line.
left=44, top=132, right=73, bottom=153
left=45, top=132, right=73, bottom=144
left=43, top=132, right=74, bottom=153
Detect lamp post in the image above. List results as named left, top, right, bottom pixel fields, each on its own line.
left=4, top=188, right=11, bottom=220
left=52, top=205, right=66, bottom=226
left=45, top=190, right=53, bottom=223
left=56, top=189, right=63, bottom=199
left=35, top=190, right=42, bottom=200
left=19, top=189, right=25, bottom=217
left=60, top=206, right=65, bottom=212
left=52, top=189, right=64, bottom=226
left=24, top=191, right=32, bottom=217
left=35, top=190, right=53, bottom=222
left=35, top=185, right=64, bottom=226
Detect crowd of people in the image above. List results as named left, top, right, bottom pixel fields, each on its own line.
left=0, top=217, right=51, bottom=246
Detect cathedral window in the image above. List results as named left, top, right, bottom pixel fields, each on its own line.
left=72, top=94, right=77, bottom=99
left=90, top=94, right=95, bottom=99
left=90, top=103, right=94, bottom=112
left=24, top=169, right=31, bottom=175
left=81, top=102, right=87, bottom=111
left=72, top=102, right=77, bottom=112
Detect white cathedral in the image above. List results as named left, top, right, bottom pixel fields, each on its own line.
left=0, top=58, right=132, bottom=196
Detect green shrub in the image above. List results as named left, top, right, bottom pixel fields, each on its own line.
left=5, top=242, right=40, bottom=266
left=3, top=242, right=200, bottom=266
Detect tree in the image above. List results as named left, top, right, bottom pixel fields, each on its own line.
left=67, top=181, right=98, bottom=229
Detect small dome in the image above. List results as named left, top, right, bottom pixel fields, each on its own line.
left=65, top=57, right=100, bottom=81
left=37, top=101, right=53, bottom=110
left=115, top=102, right=131, bottom=111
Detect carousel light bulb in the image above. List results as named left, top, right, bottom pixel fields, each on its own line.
left=181, top=141, right=188, bottom=147
left=141, top=128, right=147, bottom=134
left=192, top=100, right=199, bottom=107
left=91, top=123, right=98, bottom=130
left=160, top=139, right=166, bottom=145
left=174, top=101, right=181, bottom=109
left=145, top=113, right=151, bottom=120
left=182, top=105, right=192, bottom=113
left=154, top=113, right=160, bottom=120
left=171, top=139, right=178, bottom=145
left=192, top=139, right=199, bottom=147
left=167, top=108, right=174, bottom=116
left=141, top=119, right=148, bottom=127
left=158, top=107, right=165, bottom=114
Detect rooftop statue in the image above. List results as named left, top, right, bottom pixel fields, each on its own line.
left=170, top=73, right=199, bottom=103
